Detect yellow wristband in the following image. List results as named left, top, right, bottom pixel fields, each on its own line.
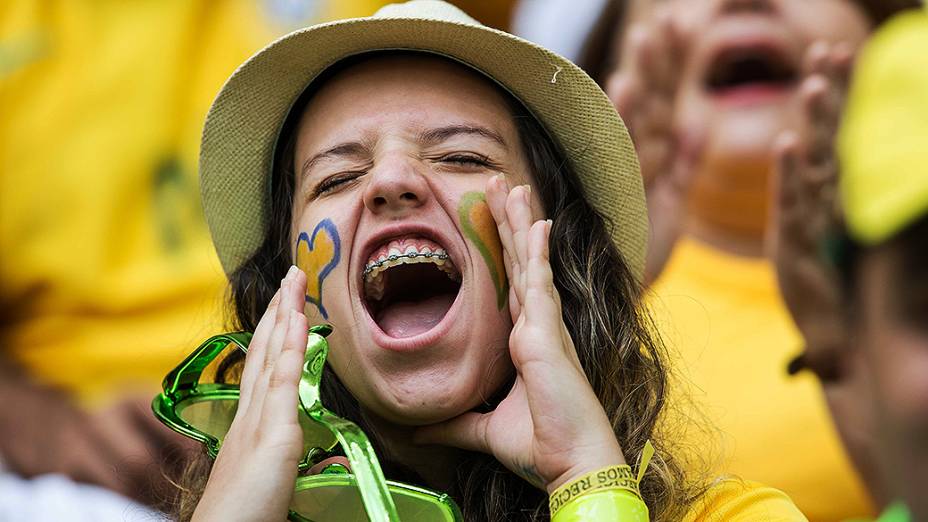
left=551, top=489, right=649, bottom=522
left=549, top=464, right=640, bottom=516
left=549, top=440, right=655, bottom=519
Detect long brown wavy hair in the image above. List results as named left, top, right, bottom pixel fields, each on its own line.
left=172, top=52, right=707, bottom=521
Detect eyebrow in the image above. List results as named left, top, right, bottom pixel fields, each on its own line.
left=301, top=142, right=368, bottom=178
left=418, top=124, right=508, bottom=150
left=299, top=124, right=508, bottom=178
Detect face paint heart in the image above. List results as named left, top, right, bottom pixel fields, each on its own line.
left=459, top=191, right=507, bottom=310
left=296, top=219, right=341, bottom=319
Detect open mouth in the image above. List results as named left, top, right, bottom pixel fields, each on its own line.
left=362, top=236, right=462, bottom=339
left=704, top=45, right=797, bottom=99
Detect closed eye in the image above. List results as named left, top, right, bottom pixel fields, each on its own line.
left=438, top=153, right=496, bottom=169
left=313, top=171, right=364, bottom=198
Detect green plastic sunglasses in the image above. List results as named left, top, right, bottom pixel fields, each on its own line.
left=153, top=325, right=462, bottom=522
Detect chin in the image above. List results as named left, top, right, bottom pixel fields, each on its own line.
left=371, top=359, right=512, bottom=426
left=705, top=109, right=788, bottom=165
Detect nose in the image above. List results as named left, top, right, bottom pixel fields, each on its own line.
left=362, top=155, right=430, bottom=216
left=717, top=0, right=776, bottom=15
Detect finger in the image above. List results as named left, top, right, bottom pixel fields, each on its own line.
left=824, top=45, right=854, bottom=122
left=262, top=267, right=299, bottom=373
left=523, top=220, right=582, bottom=371
left=650, top=9, right=682, bottom=96
left=413, top=412, right=490, bottom=455
left=624, top=24, right=649, bottom=83
left=261, top=309, right=308, bottom=431
left=488, top=176, right=525, bottom=317
left=605, top=73, right=639, bottom=122
left=769, top=131, right=804, bottom=256
left=508, top=283, right=521, bottom=324
left=487, top=175, right=519, bottom=287
left=521, top=220, right=561, bottom=329
left=671, top=120, right=705, bottom=191
left=802, top=40, right=830, bottom=77
left=239, top=289, right=283, bottom=413
left=506, top=186, right=534, bottom=282
left=829, top=42, right=855, bottom=91
left=249, top=266, right=303, bottom=419
left=638, top=137, right=673, bottom=186
left=798, top=75, right=833, bottom=170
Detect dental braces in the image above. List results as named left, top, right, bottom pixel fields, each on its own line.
left=363, top=252, right=451, bottom=276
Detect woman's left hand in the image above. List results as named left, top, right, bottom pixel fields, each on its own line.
left=416, top=175, right=626, bottom=493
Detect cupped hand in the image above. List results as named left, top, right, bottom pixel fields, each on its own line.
left=770, top=40, right=854, bottom=381
left=606, top=8, right=703, bottom=285
left=193, top=266, right=309, bottom=521
left=415, top=176, right=626, bottom=494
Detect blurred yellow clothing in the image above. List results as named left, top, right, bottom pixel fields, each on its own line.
left=683, top=479, right=807, bottom=521
left=648, top=238, right=873, bottom=522
left=0, top=1, right=499, bottom=409
left=0, top=0, right=336, bottom=407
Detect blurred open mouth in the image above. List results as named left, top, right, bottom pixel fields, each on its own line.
left=704, top=43, right=798, bottom=104
left=362, top=235, right=462, bottom=340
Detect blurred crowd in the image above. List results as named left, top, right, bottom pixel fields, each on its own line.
left=1, top=0, right=925, bottom=520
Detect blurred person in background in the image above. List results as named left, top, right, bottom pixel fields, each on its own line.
left=0, top=1, right=293, bottom=515
left=774, top=6, right=928, bottom=521
left=0, top=0, right=511, bottom=518
left=511, top=0, right=609, bottom=63
left=573, top=0, right=921, bottom=520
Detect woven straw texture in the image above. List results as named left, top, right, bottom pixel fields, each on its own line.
left=200, top=0, right=647, bottom=279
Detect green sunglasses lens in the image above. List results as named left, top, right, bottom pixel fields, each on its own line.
left=159, top=336, right=338, bottom=463
left=176, top=396, right=335, bottom=458
left=289, top=474, right=460, bottom=522
left=176, top=396, right=239, bottom=441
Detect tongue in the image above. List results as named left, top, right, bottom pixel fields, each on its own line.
left=375, top=293, right=455, bottom=338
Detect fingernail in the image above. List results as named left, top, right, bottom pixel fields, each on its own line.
left=498, top=174, right=510, bottom=192
left=286, top=265, right=298, bottom=280
left=523, top=185, right=532, bottom=203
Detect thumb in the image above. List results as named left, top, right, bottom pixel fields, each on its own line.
left=670, top=120, right=705, bottom=192
left=413, top=412, right=491, bottom=455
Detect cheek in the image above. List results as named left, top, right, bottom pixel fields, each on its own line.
left=458, top=191, right=507, bottom=310
left=293, top=214, right=346, bottom=322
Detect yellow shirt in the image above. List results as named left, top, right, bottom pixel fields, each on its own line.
left=648, top=238, right=873, bottom=521
left=683, top=479, right=808, bottom=521
left=0, top=0, right=328, bottom=407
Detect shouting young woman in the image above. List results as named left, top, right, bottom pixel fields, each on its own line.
left=164, top=1, right=807, bottom=520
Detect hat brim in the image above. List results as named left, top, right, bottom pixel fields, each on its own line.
left=200, top=15, right=647, bottom=279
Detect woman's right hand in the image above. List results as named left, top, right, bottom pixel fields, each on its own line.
left=770, top=41, right=854, bottom=381
left=605, top=8, right=703, bottom=286
left=193, top=266, right=310, bottom=522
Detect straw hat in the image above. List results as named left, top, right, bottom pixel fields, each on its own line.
left=200, top=0, right=647, bottom=279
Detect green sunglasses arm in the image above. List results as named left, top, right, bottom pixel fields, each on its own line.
left=315, top=409, right=401, bottom=522
left=300, top=328, right=401, bottom=522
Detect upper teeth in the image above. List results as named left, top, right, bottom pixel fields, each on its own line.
left=363, top=250, right=451, bottom=278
